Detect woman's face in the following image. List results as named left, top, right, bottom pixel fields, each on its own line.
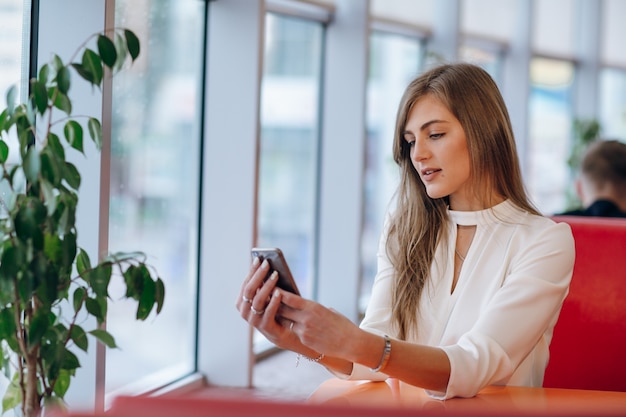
left=403, top=94, right=478, bottom=211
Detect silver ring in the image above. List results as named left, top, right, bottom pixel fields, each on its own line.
left=242, top=295, right=252, bottom=303
left=289, top=321, right=294, bottom=332
left=250, top=305, right=265, bottom=315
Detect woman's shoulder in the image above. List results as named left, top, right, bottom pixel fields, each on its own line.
left=501, top=201, right=574, bottom=243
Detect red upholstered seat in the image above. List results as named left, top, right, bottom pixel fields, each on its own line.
left=544, top=216, right=626, bottom=391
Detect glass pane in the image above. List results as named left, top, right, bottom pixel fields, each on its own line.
left=532, top=0, right=575, bottom=56
left=361, top=32, right=422, bottom=313
left=0, top=0, right=25, bottom=103
left=0, top=0, right=27, bottom=162
left=602, top=0, right=626, bottom=66
left=527, top=58, right=574, bottom=214
left=600, top=68, right=626, bottom=140
left=459, top=45, right=502, bottom=83
left=106, top=0, right=204, bottom=394
left=461, top=0, right=517, bottom=42
left=370, top=0, right=434, bottom=28
left=256, top=13, right=323, bottom=348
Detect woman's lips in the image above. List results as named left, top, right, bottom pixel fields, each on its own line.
left=421, top=168, right=441, bottom=181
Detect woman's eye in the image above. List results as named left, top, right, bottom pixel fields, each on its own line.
left=429, top=132, right=444, bottom=140
left=407, top=140, right=415, bottom=147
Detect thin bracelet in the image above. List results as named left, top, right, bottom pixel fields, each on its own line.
left=295, top=352, right=325, bottom=367
left=370, top=334, right=391, bottom=373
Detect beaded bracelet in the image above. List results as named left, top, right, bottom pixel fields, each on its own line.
left=370, top=334, right=391, bottom=373
left=296, top=352, right=325, bottom=367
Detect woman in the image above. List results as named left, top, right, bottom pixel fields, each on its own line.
left=237, top=63, right=575, bottom=399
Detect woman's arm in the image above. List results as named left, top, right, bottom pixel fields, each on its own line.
left=276, top=290, right=452, bottom=392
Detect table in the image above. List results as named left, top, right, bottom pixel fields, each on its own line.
left=308, top=378, right=626, bottom=416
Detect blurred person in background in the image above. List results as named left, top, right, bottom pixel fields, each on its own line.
left=558, top=139, right=626, bottom=218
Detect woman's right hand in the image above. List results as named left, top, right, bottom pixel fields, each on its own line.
left=235, top=257, right=302, bottom=351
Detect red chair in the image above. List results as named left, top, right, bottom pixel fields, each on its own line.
left=544, top=216, right=626, bottom=391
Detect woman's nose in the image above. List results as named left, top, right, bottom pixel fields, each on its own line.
left=411, top=137, right=429, bottom=162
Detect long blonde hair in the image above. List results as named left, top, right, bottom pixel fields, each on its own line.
left=386, top=63, right=540, bottom=340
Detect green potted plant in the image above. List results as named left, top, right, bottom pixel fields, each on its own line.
left=0, top=28, right=164, bottom=417
left=564, top=117, right=601, bottom=210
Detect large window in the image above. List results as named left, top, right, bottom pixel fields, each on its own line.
left=255, top=13, right=324, bottom=349
left=527, top=58, right=574, bottom=214
left=106, top=0, right=205, bottom=394
left=0, top=0, right=26, bottom=103
left=361, top=31, right=422, bottom=313
left=600, top=68, right=626, bottom=140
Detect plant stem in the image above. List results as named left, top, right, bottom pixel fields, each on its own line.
left=24, top=349, right=41, bottom=417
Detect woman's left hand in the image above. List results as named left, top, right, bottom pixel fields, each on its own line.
left=275, top=290, right=362, bottom=361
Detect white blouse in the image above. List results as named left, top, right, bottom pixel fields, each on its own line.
left=349, top=200, right=575, bottom=399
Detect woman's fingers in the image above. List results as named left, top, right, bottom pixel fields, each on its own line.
left=248, top=271, right=278, bottom=317
left=237, top=258, right=269, bottom=308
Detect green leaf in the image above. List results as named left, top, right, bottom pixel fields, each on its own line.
left=85, top=297, right=103, bottom=322
left=41, top=151, right=63, bottom=187
left=136, top=273, right=156, bottom=320
left=52, top=54, right=64, bottom=72
left=39, top=63, right=50, bottom=84
left=52, top=376, right=71, bottom=401
left=73, top=287, right=86, bottom=312
left=52, top=89, right=72, bottom=114
left=81, top=49, right=103, bottom=86
left=87, top=117, right=102, bottom=149
left=104, top=251, right=146, bottom=264
left=31, top=79, right=49, bottom=114
left=76, top=249, right=91, bottom=275
left=70, top=324, right=88, bottom=352
left=124, top=29, right=141, bottom=61
left=28, top=309, right=51, bottom=349
left=0, top=108, right=8, bottom=133
left=41, top=179, right=57, bottom=215
left=23, top=145, right=40, bottom=182
left=2, top=379, right=21, bottom=414
left=155, top=278, right=165, bottom=314
left=89, top=329, right=117, bottom=348
left=70, top=62, right=93, bottom=84
left=43, top=233, right=63, bottom=264
left=47, top=132, right=66, bottom=160
left=64, top=120, right=84, bottom=152
left=113, top=33, right=128, bottom=72
left=63, top=161, right=81, bottom=190
left=61, top=232, right=77, bottom=269
left=56, top=66, right=71, bottom=95
left=61, top=348, right=80, bottom=370
left=14, top=198, right=47, bottom=243
left=0, top=140, right=8, bottom=163
left=6, top=85, right=17, bottom=116
left=0, top=246, right=23, bottom=280
left=90, top=263, right=112, bottom=298
left=97, top=34, right=117, bottom=68
left=123, top=264, right=143, bottom=300
left=0, top=307, right=17, bottom=340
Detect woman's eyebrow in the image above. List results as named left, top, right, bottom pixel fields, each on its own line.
left=419, top=119, right=447, bottom=131
left=404, top=119, right=448, bottom=136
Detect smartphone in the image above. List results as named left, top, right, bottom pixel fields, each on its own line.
left=251, top=248, right=300, bottom=295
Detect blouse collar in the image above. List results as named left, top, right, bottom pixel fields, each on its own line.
left=448, top=199, right=521, bottom=226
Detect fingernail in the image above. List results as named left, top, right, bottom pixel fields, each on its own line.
left=270, top=271, right=278, bottom=280
left=252, top=256, right=260, bottom=266
left=262, top=259, right=269, bottom=268
left=274, top=289, right=280, bottom=297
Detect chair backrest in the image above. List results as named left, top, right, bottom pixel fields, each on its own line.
left=543, top=216, right=626, bottom=391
